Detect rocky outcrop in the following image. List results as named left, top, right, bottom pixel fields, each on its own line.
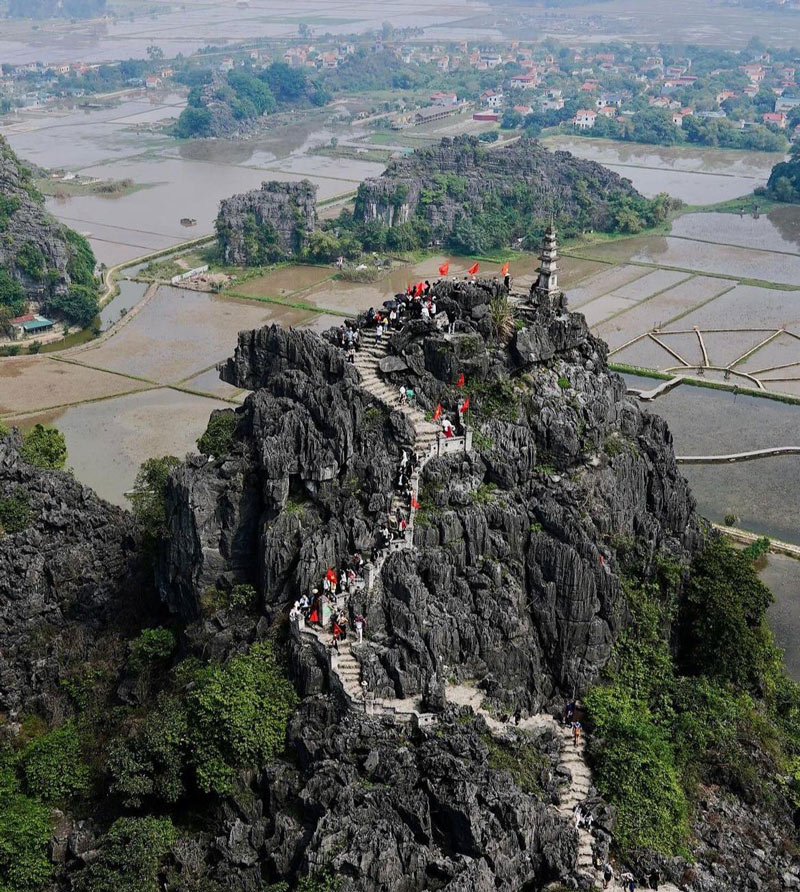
left=215, top=180, right=317, bottom=265
left=354, top=135, right=642, bottom=241
left=160, top=278, right=699, bottom=711
left=0, top=430, right=142, bottom=719
left=0, top=136, right=96, bottom=305
left=172, top=701, right=575, bottom=892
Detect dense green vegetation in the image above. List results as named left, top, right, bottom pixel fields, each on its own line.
left=126, top=455, right=181, bottom=554
left=587, top=537, right=800, bottom=858
left=72, top=817, right=176, bottom=892
left=0, top=487, right=31, bottom=534
left=766, top=143, right=800, bottom=202
left=19, top=424, right=67, bottom=470
left=109, top=641, right=297, bottom=801
left=305, top=160, right=674, bottom=260
left=558, top=107, right=788, bottom=152
left=0, top=267, right=27, bottom=316
left=196, top=412, right=237, bottom=459
left=176, top=63, right=329, bottom=138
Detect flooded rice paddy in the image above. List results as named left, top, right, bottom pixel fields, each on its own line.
left=542, top=136, right=780, bottom=204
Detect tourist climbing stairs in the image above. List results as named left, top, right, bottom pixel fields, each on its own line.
left=352, top=338, right=443, bottom=574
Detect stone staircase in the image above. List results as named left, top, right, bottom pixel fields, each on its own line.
left=352, top=337, right=442, bottom=579
left=555, top=722, right=596, bottom=879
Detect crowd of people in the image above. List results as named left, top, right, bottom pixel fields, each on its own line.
left=289, top=556, right=368, bottom=649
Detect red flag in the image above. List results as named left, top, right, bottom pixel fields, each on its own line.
left=411, top=495, right=420, bottom=510
left=414, top=281, right=424, bottom=297
left=468, top=262, right=480, bottom=275
left=439, top=261, right=449, bottom=276
left=460, top=397, right=470, bottom=413
left=457, top=373, right=465, bottom=387
left=326, top=568, right=337, bottom=584
left=500, top=262, right=509, bottom=276
left=433, top=403, right=442, bottom=421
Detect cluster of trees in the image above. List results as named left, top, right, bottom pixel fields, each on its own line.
left=587, top=536, right=800, bottom=856
left=766, top=143, right=800, bottom=202
left=175, top=63, right=330, bottom=138
left=509, top=103, right=787, bottom=152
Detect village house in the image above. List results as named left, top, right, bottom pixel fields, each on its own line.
left=481, top=89, right=504, bottom=108
left=145, top=76, right=162, bottom=89
left=219, top=57, right=235, bottom=73
left=763, top=111, right=788, bottom=128
left=743, top=64, right=766, bottom=82
left=597, top=105, right=617, bottom=118
left=672, top=108, right=693, bottom=127
left=573, top=108, right=597, bottom=129
left=541, top=96, right=565, bottom=111
left=513, top=104, right=533, bottom=115
left=430, top=92, right=458, bottom=106
left=510, top=73, right=538, bottom=89
left=479, top=52, right=503, bottom=69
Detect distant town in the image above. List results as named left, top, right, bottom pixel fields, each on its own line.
left=3, top=25, right=800, bottom=152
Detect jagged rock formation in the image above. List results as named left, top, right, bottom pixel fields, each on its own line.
left=0, top=136, right=96, bottom=305
left=0, top=430, right=141, bottom=718
left=160, top=277, right=698, bottom=710
left=215, top=180, right=317, bottom=265
left=353, top=135, right=643, bottom=241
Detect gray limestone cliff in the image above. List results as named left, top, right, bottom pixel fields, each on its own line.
left=0, top=136, right=97, bottom=306
left=354, top=135, right=646, bottom=241
left=215, top=180, right=318, bottom=265
left=0, top=430, right=142, bottom=719
left=160, top=280, right=699, bottom=709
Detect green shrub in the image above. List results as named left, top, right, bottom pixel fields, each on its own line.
left=15, top=243, right=45, bottom=281
left=20, top=720, right=89, bottom=801
left=557, top=376, right=570, bottom=390
left=586, top=685, right=689, bottom=853
left=110, top=642, right=297, bottom=802
left=131, top=628, right=176, bottom=669
left=678, top=537, right=774, bottom=690
left=226, top=584, right=257, bottom=610
left=126, top=456, right=181, bottom=553
left=196, top=412, right=236, bottom=458
left=45, top=285, right=99, bottom=327
left=0, top=488, right=31, bottom=534
left=108, top=694, right=188, bottom=807
left=20, top=424, right=66, bottom=469
left=0, top=758, right=52, bottom=892
left=64, top=227, right=97, bottom=289
left=0, top=267, right=26, bottom=315
left=73, top=816, right=176, bottom=892
left=188, top=642, right=297, bottom=793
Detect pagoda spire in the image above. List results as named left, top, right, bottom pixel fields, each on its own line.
left=534, top=221, right=561, bottom=301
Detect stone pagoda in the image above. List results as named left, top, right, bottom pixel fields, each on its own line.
left=532, top=223, right=566, bottom=312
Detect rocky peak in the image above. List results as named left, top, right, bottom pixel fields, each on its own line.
left=353, top=135, right=642, bottom=237
left=159, top=273, right=698, bottom=710
left=0, top=136, right=94, bottom=305
left=215, top=179, right=317, bottom=265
